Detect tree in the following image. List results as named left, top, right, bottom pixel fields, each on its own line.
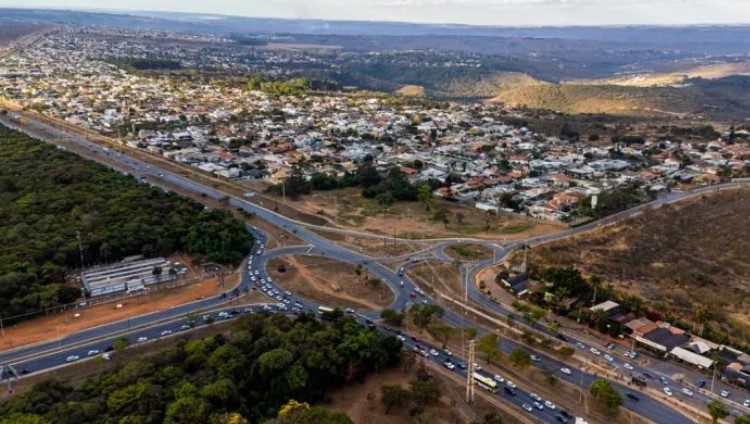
left=589, top=379, right=622, bottom=415
left=455, top=212, right=465, bottom=225
left=164, top=396, right=211, bottom=424
left=380, top=309, right=404, bottom=327
left=427, top=323, right=456, bottom=348
left=508, top=348, right=531, bottom=369
left=409, top=304, right=444, bottom=329
left=476, top=333, right=502, bottom=364
left=417, top=184, right=435, bottom=211
left=735, top=415, right=750, bottom=424
left=380, top=384, right=410, bottom=414
left=707, top=400, right=729, bottom=424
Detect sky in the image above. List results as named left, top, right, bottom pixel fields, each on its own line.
left=2, top=0, right=750, bottom=26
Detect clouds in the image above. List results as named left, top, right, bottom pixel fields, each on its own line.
left=3, top=0, right=750, bottom=25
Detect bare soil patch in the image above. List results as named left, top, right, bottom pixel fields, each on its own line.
left=267, top=255, right=394, bottom=311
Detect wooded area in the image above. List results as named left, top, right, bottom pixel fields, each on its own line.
left=0, top=313, right=402, bottom=424
left=0, top=125, right=253, bottom=318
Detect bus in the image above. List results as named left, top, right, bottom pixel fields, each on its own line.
left=473, top=372, right=499, bottom=393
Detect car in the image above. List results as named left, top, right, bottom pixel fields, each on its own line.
left=681, top=388, right=694, bottom=397
left=522, top=403, right=533, bottom=413
left=576, top=342, right=586, bottom=349
left=399, top=280, right=404, bottom=287
left=626, top=393, right=640, bottom=401
left=20, top=368, right=30, bottom=374
left=530, top=393, right=542, bottom=402
left=560, top=411, right=573, bottom=419
left=102, top=353, right=112, bottom=361
left=429, top=348, right=439, bottom=356
left=642, top=372, right=654, bottom=380
left=720, top=390, right=730, bottom=398
left=503, top=386, right=517, bottom=396
left=285, top=290, right=292, bottom=296
left=161, top=330, right=172, bottom=336
left=506, top=381, right=517, bottom=389
left=544, top=400, right=556, bottom=410
left=444, top=361, right=456, bottom=370
left=457, top=363, right=467, bottom=370
left=743, top=399, right=749, bottom=407
left=419, top=350, right=430, bottom=358
left=629, top=351, right=639, bottom=359
left=696, top=380, right=706, bottom=388
left=137, top=336, right=148, bottom=343
left=590, top=347, right=601, bottom=355
left=556, top=334, right=568, bottom=342
left=607, top=343, right=616, bottom=350
left=66, top=355, right=79, bottom=362
left=444, top=349, right=453, bottom=356
left=87, top=349, right=100, bottom=356
left=473, top=363, right=482, bottom=371
left=555, top=415, right=569, bottom=423
left=603, top=353, right=614, bottom=362
left=660, top=376, right=669, bottom=385
left=179, top=325, right=191, bottom=331
left=623, top=363, right=634, bottom=370
left=493, top=374, right=505, bottom=383
left=531, top=354, right=540, bottom=362
left=396, top=335, right=406, bottom=342
left=532, top=401, right=544, bottom=410
left=560, top=367, right=572, bottom=375
left=410, top=291, right=417, bottom=298
left=663, top=387, right=673, bottom=396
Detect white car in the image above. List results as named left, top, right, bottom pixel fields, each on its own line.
left=506, top=381, right=517, bottom=389
left=590, top=347, right=601, bottom=355
left=161, top=330, right=172, bottom=336
left=560, top=367, right=572, bottom=375
left=544, top=400, right=556, bottom=410
left=743, top=399, right=749, bottom=407
left=444, top=361, right=456, bottom=370
left=396, top=335, right=406, bottom=342
left=532, top=401, right=544, bottom=410
left=623, top=363, right=634, bottom=370
left=720, top=390, right=730, bottom=398
left=179, top=325, right=191, bottom=331
left=603, top=353, right=614, bottom=362
left=87, top=350, right=100, bottom=356
left=66, top=355, right=79, bottom=362
left=530, top=393, right=542, bottom=402
left=493, top=374, right=505, bottom=383
left=531, top=354, right=541, bottom=362
left=429, top=349, right=439, bottom=356
left=681, top=388, right=693, bottom=397
left=137, top=336, right=148, bottom=343
left=663, top=387, right=673, bottom=396
left=522, top=403, right=533, bottom=413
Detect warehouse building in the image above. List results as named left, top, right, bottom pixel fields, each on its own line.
left=81, top=256, right=184, bottom=297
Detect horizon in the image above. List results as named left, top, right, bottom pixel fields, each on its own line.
left=2, top=1, right=750, bottom=27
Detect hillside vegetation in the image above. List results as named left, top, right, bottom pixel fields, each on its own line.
left=0, top=125, right=253, bottom=318
left=520, top=187, right=750, bottom=349
left=0, top=313, right=402, bottom=424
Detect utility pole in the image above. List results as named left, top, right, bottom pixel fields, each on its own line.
left=466, top=339, right=476, bottom=403
left=76, top=230, right=85, bottom=270
left=282, top=180, right=286, bottom=203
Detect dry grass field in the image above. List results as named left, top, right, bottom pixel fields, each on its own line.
left=515, top=187, right=750, bottom=348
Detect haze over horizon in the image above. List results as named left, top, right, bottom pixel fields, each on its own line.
left=2, top=0, right=750, bottom=27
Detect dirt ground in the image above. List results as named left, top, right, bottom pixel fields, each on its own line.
left=325, top=360, right=526, bottom=424
left=406, top=262, right=464, bottom=300
left=267, top=255, right=395, bottom=311
left=266, top=187, right=564, bottom=240
left=311, top=228, right=433, bottom=258
left=445, top=243, right=494, bottom=261
left=0, top=273, right=232, bottom=352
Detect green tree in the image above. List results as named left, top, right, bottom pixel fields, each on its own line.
left=380, top=309, right=404, bottom=327
left=589, top=379, right=622, bottom=415
left=380, top=384, right=410, bottom=414
left=707, top=400, right=730, bottom=424
left=476, top=333, right=503, bottom=364
left=735, top=415, right=750, bottom=424
left=164, top=396, right=211, bottom=424
left=508, top=348, right=531, bottom=369
left=427, top=323, right=457, bottom=348
left=417, top=184, right=435, bottom=211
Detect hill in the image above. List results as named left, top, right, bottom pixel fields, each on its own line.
left=0, top=125, right=253, bottom=319
left=482, top=72, right=750, bottom=120
left=517, top=187, right=750, bottom=350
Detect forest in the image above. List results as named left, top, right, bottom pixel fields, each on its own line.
left=0, top=313, right=402, bottom=424
left=0, top=125, right=253, bottom=318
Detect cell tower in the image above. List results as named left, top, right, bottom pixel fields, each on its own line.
left=465, top=339, right=476, bottom=403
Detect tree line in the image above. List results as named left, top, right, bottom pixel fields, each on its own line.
left=0, top=126, right=253, bottom=318
left=0, top=312, right=402, bottom=424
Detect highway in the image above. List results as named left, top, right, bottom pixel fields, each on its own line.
left=1, top=112, right=742, bottom=422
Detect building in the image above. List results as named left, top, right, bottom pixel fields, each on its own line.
left=81, top=256, right=182, bottom=297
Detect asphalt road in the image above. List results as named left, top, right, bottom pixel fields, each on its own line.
left=0, top=113, right=729, bottom=422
